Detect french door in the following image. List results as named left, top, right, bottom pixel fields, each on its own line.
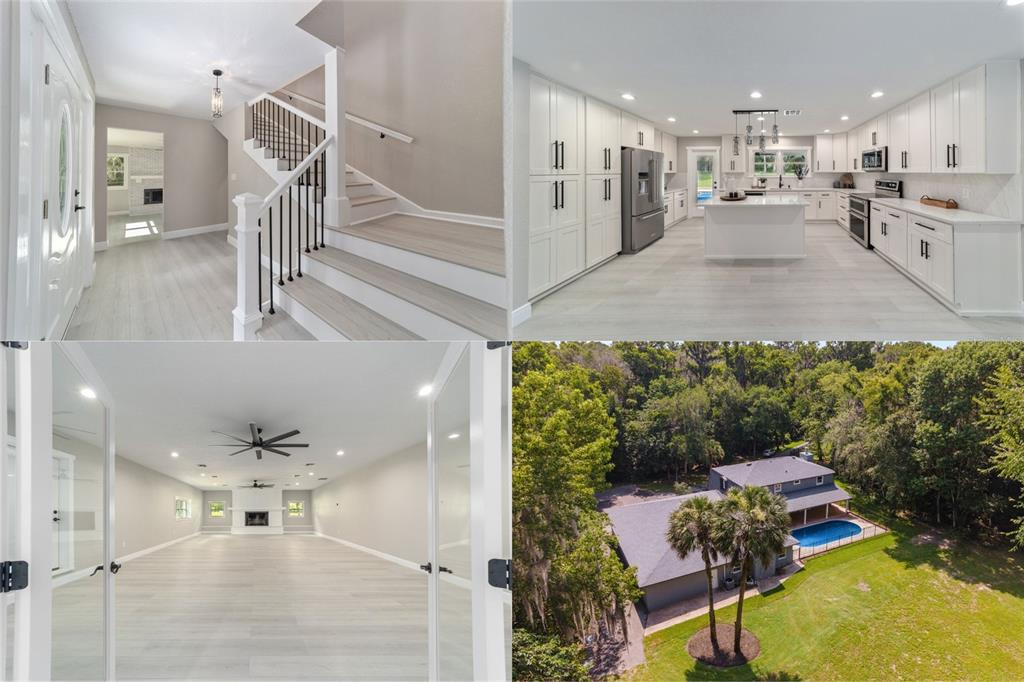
left=427, top=342, right=511, bottom=681
left=688, top=148, right=720, bottom=216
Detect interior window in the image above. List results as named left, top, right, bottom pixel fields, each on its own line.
left=106, top=154, right=125, bottom=187
left=209, top=501, right=225, bottom=517
left=175, top=497, right=192, bottom=520
left=288, top=500, right=304, bottom=517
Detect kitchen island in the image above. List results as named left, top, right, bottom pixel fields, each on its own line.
left=703, top=194, right=809, bottom=259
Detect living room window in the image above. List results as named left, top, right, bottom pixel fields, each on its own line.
left=288, top=500, right=304, bottom=517
left=106, top=153, right=126, bottom=187
left=174, top=497, right=192, bottom=520
left=208, top=501, right=225, bottom=517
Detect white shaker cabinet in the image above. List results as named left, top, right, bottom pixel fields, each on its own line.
left=888, top=92, right=931, bottom=173
left=585, top=175, right=621, bottom=268
left=832, top=133, right=848, bottom=173
left=637, top=119, right=656, bottom=149
left=620, top=113, right=639, bottom=149
left=662, top=133, right=678, bottom=173
left=527, top=175, right=584, bottom=298
left=814, top=135, right=833, bottom=173
left=529, top=74, right=584, bottom=176
left=908, top=221, right=954, bottom=303
left=721, top=135, right=746, bottom=173
left=585, top=98, right=621, bottom=174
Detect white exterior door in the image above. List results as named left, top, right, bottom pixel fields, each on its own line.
left=688, top=147, right=720, bottom=216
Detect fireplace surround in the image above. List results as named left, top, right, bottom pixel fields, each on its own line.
left=245, top=511, right=269, bottom=526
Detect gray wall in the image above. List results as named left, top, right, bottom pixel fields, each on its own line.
left=115, top=455, right=202, bottom=556
left=288, top=1, right=504, bottom=219
left=708, top=468, right=835, bottom=495
left=94, top=103, right=228, bottom=243
left=201, top=490, right=233, bottom=528
left=312, top=442, right=427, bottom=564
left=282, top=489, right=313, bottom=529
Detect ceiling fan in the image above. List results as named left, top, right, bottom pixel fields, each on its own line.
left=241, top=480, right=275, bottom=489
left=209, top=421, right=309, bottom=460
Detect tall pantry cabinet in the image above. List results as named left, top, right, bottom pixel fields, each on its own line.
left=528, top=74, right=585, bottom=298
left=585, top=97, right=622, bottom=269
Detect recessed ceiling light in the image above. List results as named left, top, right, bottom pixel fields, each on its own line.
left=448, top=433, right=460, bottom=439
left=200, top=473, right=205, bottom=477
left=336, top=450, right=344, bottom=456
left=418, top=384, right=433, bottom=397
left=760, top=129, right=766, bottom=134
left=824, top=129, right=831, bottom=133
left=621, top=93, right=635, bottom=101
left=667, top=117, right=676, bottom=123
left=170, top=451, right=179, bottom=458
left=841, top=115, right=849, bottom=121
left=308, top=471, right=314, bottom=476
left=295, top=482, right=300, bottom=486
left=79, top=387, right=97, bottom=400
left=871, top=91, right=884, bottom=98
left=692, top=129, right=699, bottom=134
left=750, top=91, right=762, bottom=99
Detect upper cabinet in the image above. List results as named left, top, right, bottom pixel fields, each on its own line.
left=930, top=62, right=1018, bottom=175
left=529, top=74, right=584, bottom=176
left=585, top=97, right=621, bottom=174
left=865, top=115, right=887, bottom=148
left=621, top=113, right=639, bottom=149
left=888, top=92, right=931, bottom=172
left=814, top=135, right=833, bottom=173
left=721, top=135, right=746, bottom=173
left=662, top=133, right=678, bottom=173
left=637, top=119, right=656, bottom=149
left=832, top=133, right=848, bottom=173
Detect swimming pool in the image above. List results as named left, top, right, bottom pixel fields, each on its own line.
left=791, top=519, right=861, bottom=547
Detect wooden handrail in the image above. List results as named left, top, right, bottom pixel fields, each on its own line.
left=272, top=88, right=415, bottom=144
left=260, top=134, right=333, bottom=214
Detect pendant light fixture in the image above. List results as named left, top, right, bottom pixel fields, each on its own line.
left=771, top=111, right=779, bottom=144
left=211, top=69, right=224, bottom=119
left=745, top=113, right=753, bottom=146
left=732, top=114, right=740, bottom=157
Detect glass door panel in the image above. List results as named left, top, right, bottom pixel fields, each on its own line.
left=2, top=347, right=17, bottom=681
left=434, top=348, right=472, bottom=680
left=694, top=152, right=718, bottom=213
left=51, top=348, right=107, bottom=681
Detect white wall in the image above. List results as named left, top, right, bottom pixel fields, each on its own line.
left=115, top=454, right=202, bottom=557
left=312, top=442, right=427, bottom=564
left=201, top=489, right=232, bottom=528
left=282, top=489, right=313, bottom=529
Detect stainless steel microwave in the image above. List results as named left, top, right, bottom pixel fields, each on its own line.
left=862, top=146, right=888, bottom=172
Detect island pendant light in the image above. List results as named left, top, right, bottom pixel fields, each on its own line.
left=732, top=115, right=740, bottom=156
left=745, top=113, right=753, bottom=146
left=211, top=69, right=224, bottom=119
left=771, top=112, right=779, bottom=144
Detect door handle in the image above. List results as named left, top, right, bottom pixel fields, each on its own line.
left=559, top=141, right=565, bottom=169
left=946, top=144, right=951, bottom=168
left=110, top=561, right=121, bottom=574
left=952, top=144, right=957, bottom=168
left=419, top=562, right=432, bottom=573
left=74, top=205, right=86, bottom=212
left=553, top=182, right=558, bottom=210
left=89, top=565, right=104, bottom=577
left=438, top=566, right=454, bottom=574
left=552, top=141, right=558, bottom=170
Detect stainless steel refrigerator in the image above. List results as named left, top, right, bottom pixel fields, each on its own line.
left=621, top=148, right=665, bottom=254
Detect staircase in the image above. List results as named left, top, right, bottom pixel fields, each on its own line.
left=234, top=94, right=506, bottom=341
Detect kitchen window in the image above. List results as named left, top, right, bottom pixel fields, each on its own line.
left=752, top=151, right=777, bottom=176
left=751, top=148, right=812, bottom=177
left=106, top=153, right=126, bottom=187
left=288, top=500, right=304, bottom=517
left=209, top=501, right=225, bottom=517
left=175, top=497, right=192, bottom=520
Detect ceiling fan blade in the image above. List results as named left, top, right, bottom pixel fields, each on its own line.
left=256, top=449, right=263, bottom=461
left=261, top=483, right=276, bottom=488
left=249, top=422, right=260, bottom=442
left=227, top=446, right=255, bottom=456
left=265, top=443, right=309, bottom=448
left=261, top=446, right=293, bottom=458
left=212, top=430, right=251, bottom=445
left=262, top=429, right=300, bottom=446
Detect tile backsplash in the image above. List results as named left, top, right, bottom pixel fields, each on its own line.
left=854, top=172, right=1021, bottom=221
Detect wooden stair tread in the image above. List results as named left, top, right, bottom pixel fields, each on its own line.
left=346, top=181, right=372, bottom=188
left=305, top=246, right=506, bottom=339
left=263, top=267, right=420, bottom=340
left=350, top=194, right=395, bottom=207
left=325, top=214, right=505, bottom=276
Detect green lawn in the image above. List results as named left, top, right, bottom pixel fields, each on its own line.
left=620, top=529, right=1024, bottom=680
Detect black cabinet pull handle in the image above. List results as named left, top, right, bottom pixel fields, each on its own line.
left=89, top=565, right=104, bottom=577
left=553, top=141, right=558, bottom=170
left=560, top=181, right=565, bottom=209
left=109, top=561, right=121, bottom=575
left=559, top=141, right=565, bottom=169
left=553, top=182, right=558, bottom=210
left=439, top=566, right=454, bottom=574
left=925, top=241, right=930, bottom=260
left=946, top=144, right=951, bottom=168
left=952, top=144, right=957, bottom=168
left=74, top=205, right=86, bottom=212
left=914, top=222, right=935, bottom=231
left=419, top=562, right=432, bottom=573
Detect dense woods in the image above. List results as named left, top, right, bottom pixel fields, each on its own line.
left=512, top=340, right=1024, bottom=679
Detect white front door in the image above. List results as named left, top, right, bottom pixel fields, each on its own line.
left=41, top=31, right=86, bottom=340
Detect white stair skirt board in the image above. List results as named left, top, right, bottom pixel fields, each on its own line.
left=94, top=241, right=108, bottom=252
left=161, top=222, right=230, bottom=240
left=300, top=256, right=487, bottom=340
left=52, top=532, right=201, bottom=588
left=314, top=531, right=421, bottom=574
left=512, top=302, right=532, bottom=326
left=323, top=227, right=506, bottom=307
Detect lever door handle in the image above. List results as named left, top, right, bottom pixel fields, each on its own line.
left=89, top=565, right=104, bottom=577
left=438, top=566, right=453, bottom=574
left=110, top=561, right=121, bottom=574
left=419, top=562, right=432, bottom=573
left=74, top=205, right=86, bottom=212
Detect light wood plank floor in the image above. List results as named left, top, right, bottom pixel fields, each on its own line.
left=65, top=232, right=313, bottom=340
left=516, top=218, right=1024, bottom=341
left=53, top=534, right=431, bottom=681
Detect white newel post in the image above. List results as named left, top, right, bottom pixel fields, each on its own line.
left=232, top=193, right=264, bottom=341
left=324, top=47, right=350, bottom=228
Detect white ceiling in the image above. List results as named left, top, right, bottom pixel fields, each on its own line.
left=67, top=1, right=328, bottom=119
left=513, top=1, right=1024, bottom=138
left=73, top=342, right=451, bottom=491
left=107, top=127, right=164, bottom=149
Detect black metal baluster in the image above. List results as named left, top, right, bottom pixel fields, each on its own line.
left=305, top=120, right=311, bottom=255
left=257, top=219, right=262, bottom=312
left=320, top=148, right=326, bottom=247
left=267, top=207, right=275, bottom=315
left=288, top=189, right=293, bottom=281
left=278, top=195, right=284, bottom=285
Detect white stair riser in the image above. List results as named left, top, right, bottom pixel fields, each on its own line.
left=345, top=183, right=376, bottom=198
left=323, top=229, right=506, bottom=307
left=350, top=201, right=397, bottom=223
left=301, top=257, right=484, bottom=340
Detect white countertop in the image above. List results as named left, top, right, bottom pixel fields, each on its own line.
left=739, top=187, right=852, bottom=193
left=704, top=195, right=809, bottom=207
left=871, top=197, right=1019, bottom=225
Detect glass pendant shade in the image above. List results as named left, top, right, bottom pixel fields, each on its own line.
left=758, top=135, right=766, bottom=151
left=732, top=135, right=740, bottom=156
left=211, top=69, right=224, bottom=119
left=772, top=122, right=779, bottom=144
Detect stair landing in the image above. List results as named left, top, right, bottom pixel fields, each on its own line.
left=326, top=214, right=505, bottom=276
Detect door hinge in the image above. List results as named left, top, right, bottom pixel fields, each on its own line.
left=0, top=561, right=29, bottom=593
left=1, top=341, right=28, bottom=350
left=487, top=558, right=511, bottom=590
left=486, top=341, right=511, bottom=350
left=43, top=199, right=48, bottom=220
left=44, top=64, right=50, bottom=85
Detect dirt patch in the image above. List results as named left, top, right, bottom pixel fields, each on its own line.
left=911, top=531, right=955, bottom=550
left=856, top=579, right=871, bottom=592
left=686, top=623, right=761, bottom=668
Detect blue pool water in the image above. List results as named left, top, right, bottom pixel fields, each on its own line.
left=791, top=520, right=861, bottom=547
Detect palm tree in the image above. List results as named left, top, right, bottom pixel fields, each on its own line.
left=715, top=485, right=790, bottom=654
left=666, top=495, right=725, bottom=651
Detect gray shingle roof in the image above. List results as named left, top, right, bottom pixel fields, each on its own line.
left=713, top=456, right=835, bottom=487
left=605, top=490, right=727, bottom=588
left=784, top=484, right=851, bottom=512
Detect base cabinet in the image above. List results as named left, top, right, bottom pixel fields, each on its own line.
left=585, top=174, right=621, bottom=268
left=907, top=225, right=953, bottom=304
left=528, top=175, right=584, bottom=298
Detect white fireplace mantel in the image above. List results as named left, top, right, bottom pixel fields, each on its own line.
left=230, top=487, right=285, bottom=535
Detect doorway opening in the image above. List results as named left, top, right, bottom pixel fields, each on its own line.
left=105, top=128, right=164, bottom=247
left=687, top=147, right=720, bottom=216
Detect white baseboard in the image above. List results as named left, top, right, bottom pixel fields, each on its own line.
left=107, top=210, right=129, bottom=216
left=95, top=241, right=108, bottom=252
left=512, top=302, right=532, bottom=326
left=162, top=222, right=230, bottom=240
left=52, top=531, right=200, bottom=587
left=314, top=531, right=421, bottom=573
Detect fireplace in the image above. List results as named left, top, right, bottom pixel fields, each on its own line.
left=245, top=511, right=269, bottom=527
left=143, top=188, right=163, bottom=205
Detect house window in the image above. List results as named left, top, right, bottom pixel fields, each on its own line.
left=751, top=148, right=812, bottom=177
left=816, top=475, right=824, bottom=486
left=287, top=500, right=304, bottom=517
left=730, top=558, right=742, bottom=574
left=773, top=483, right=782, bottom=493
left=208, top=501, right=225, bottom=518
left=777, top=551, right=787, bottom=561
left=792, top=479, right=801, bottom=486
left=106, top=154, right=126, bottom=187
left=719, top=477, right=727, bottom=491
left=175, top=497, right=192, bottom=520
